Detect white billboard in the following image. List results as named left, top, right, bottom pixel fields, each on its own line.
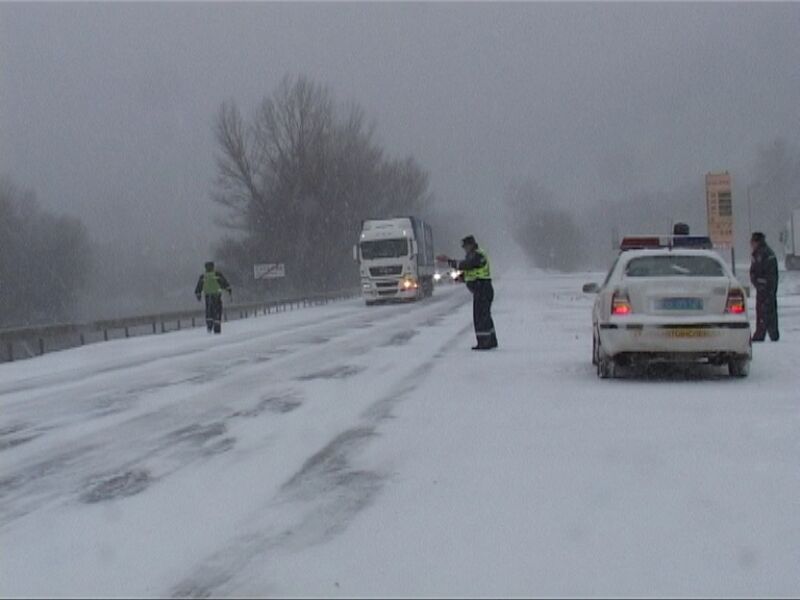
left=253, top=263, right=286, bottom=280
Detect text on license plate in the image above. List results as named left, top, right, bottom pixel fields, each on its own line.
left=657, top=297, right=704, bottom=310
left=663, top=328, right=712, bottom=338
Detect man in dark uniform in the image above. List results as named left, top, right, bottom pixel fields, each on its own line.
left=195, top=261, right=232, bottom=334
left=749, top=232, right=779, bottom=342
left=438, top=236, right=498, bottom=350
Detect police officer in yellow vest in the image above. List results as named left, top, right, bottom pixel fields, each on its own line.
left=195, top=261, right=232, bottom=334
left=440, top=236, right=498, bottom=350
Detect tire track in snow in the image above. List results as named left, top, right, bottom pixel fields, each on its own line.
left=168, top=320, right=473, bottom=598
left=0, top=290, right=470, bottom=531
left=0, top=293, right=453, bottom=438
left=0, top=302, right=370, bottom=400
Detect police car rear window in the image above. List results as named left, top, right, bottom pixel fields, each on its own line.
left=624, top=256, right=725, bottom=277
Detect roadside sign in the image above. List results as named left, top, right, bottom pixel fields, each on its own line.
left=253, top=263, right=286, bottom=280
left=705, top=171, right=734, bottom=248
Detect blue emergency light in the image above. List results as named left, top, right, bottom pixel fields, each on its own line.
left=671, top=235, right=713, bottom=249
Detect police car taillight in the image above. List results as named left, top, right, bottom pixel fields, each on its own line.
left=725, top=289, right=746, bottom=314
left=612, top=291, right=632, bottom=315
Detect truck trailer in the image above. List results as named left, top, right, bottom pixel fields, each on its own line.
left=354, top=217, right=435, bottom=305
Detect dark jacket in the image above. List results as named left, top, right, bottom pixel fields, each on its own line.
left=195, top=271, right=232, bottom=297
left=750, top=243, right=779, bottom=294
left=449, top=248, right=488, bottom=273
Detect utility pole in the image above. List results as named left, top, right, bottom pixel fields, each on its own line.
left=747, top=182, right=758, bottom=235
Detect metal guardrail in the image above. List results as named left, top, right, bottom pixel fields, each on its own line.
left=0, top=289, right=359, bottom=363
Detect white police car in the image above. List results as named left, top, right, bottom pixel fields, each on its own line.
left=583, top=235, right=752, bottom=378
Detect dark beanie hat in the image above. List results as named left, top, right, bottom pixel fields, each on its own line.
left=751, top=232, right=765, bottom=244
left=205, top=261, right=215, bottom=271
left=461, top=235, right=477, bottom=247
left=673, top=222, right=690, bottom=235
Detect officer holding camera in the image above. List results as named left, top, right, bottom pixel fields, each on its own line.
left=438, top=235, right=498, bottom=351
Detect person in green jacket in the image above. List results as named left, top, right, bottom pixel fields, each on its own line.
left=438, top=235, right=498, bottom=351
left=195, top=261, right=232, bottom=334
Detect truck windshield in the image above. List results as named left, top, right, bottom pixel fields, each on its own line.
left=625, top=255, right=725, bottom=277
left=360, top=239, right=409, bottom=259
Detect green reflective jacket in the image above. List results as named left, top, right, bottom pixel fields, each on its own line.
left=203, top=272, right=222, bottom=295
left=195, top=270, right=231, bottom=297
left=463, top=249, right=491, bottom=282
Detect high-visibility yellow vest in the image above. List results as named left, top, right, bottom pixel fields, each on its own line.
left=203, top=272, right=223, bottom=295
left=464, top=249, right=491, bottom=282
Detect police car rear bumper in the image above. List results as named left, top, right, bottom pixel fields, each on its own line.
left=599, top=321, right=751, bottom=358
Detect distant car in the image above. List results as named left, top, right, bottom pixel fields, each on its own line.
left=433, top=266, right=462, bottom=284
left=583, top=246, right=752, bottom=378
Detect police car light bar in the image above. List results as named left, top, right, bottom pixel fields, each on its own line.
left=619, top=235, right=713, bottom=251
left=619, top=236, right=661, bottom=250
left=671, top=235, right=714, bottom=249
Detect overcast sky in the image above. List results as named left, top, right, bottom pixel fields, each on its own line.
left=1, top=2, right=799, bottom=263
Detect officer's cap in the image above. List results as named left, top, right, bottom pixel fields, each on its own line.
left=751, top=232, right=766, bottom=243
left=461, top=235, right=478, bottom=248
left=205, top=261, right=215, bottom=271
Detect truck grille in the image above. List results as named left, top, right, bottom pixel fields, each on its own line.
left=369, top=266, right=403, bottom=277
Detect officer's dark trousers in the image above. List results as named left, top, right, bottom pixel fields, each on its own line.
left=205, top=294, right=223, bottom=334
left=753, top=289, right=779, bottom=341
left=471, top=279, right=498, bottom=348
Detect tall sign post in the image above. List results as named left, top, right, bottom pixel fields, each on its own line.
left=705, top=171, right=736, bottom=274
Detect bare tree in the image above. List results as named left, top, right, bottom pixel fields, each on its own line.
left=212, top=74, right=433, bottom=293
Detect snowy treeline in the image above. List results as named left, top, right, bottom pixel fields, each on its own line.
left=0, top=178, right=92, bottom=327
left=506, top=139, right=800, bottom=272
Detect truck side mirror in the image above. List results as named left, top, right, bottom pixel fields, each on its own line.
left=352, top=245, right=359, bottom=262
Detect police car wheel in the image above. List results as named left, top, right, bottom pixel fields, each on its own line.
left=597, top=353, right=616, bottom=379
left=728, top=358, right=750, bottom=378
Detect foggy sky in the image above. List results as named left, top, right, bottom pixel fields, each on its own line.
left=2, top=2, right=799, bottom=266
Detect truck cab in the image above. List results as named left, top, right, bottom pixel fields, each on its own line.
left=355, top=217, right=435, bottom=305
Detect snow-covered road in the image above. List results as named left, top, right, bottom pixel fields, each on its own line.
left=2, top=270, right=799, bottom=597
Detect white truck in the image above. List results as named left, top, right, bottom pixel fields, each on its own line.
left=354, top=217, right=435, bottom=305
left=780, top=208, right=800, bottom=270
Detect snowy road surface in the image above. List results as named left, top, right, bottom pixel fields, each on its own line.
left=2, top=270, right=799, bottom=597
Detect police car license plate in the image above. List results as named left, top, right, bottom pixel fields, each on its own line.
left=664, top=328, right=711, bottom=338
left=658, top=297, right=704, bottom=311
